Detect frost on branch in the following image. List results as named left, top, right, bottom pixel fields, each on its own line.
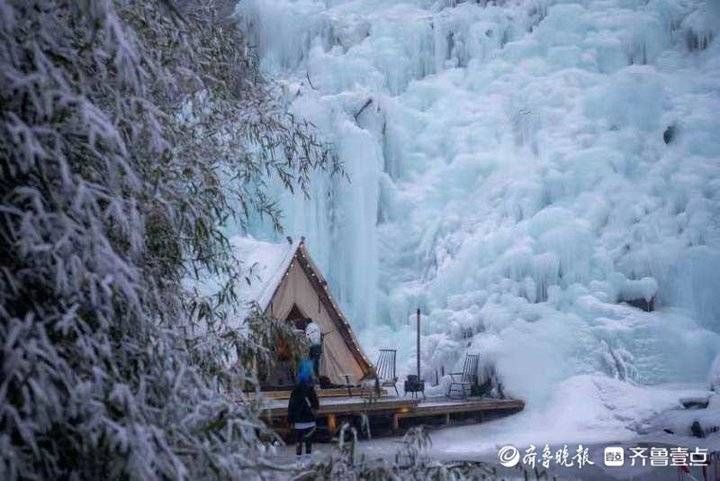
left=0, top=1, right=336, bottom=480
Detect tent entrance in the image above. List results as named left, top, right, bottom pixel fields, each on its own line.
left=285, top=304, right=308, bottom=331
left=258, top=304, right=309, bottom=391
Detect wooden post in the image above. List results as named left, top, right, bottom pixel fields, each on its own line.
left=344, top=375, right=352, bottom=397
left=327, top=414, right=337, bottom=436
left=392, top=413, right=400, bottom=432
left=416, top=308, right=421, bottom=379
left=444, top=413, right=451, bottom=425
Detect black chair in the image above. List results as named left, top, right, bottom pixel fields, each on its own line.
left=447, top=353, right=479, bottom=399
left=375, top=349, right=399, bottom=396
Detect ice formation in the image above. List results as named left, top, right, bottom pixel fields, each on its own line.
left=235, top=0, right=720, bottom=419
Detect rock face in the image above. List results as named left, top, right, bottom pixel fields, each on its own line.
left=691, top=420, right=705, bottom=438
left=663, top=125, right=676, bottom=144
left=623, top=297, right=655, bottom=312
left=680, top=397, right=710, bottom=409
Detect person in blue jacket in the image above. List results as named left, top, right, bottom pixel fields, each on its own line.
left=287, top=359, right=319, bottom=457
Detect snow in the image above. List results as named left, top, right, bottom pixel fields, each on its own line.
left=353, top=378, right=719, bottom=465
left=711, top=354, right=720, bottom=392
left=229, top=236, right=300, bottom=318
left=270, top=379, right=718, bottom=480
left=422, top=378, right=706, bottom=458
left=235, top=0, right=720, bottom=452
left=186, top=236, right=299, bottom=337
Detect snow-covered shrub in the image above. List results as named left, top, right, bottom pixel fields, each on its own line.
left=309, top=425, right=519, bottom=481
left=0, top=1, right=336, bottom=480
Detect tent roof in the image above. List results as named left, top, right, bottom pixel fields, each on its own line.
left=230, top=236, right=301, bottom=317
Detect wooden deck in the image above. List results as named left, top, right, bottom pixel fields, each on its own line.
left=391, top=397, right=524, bottom=430
left=261, top=394, right=524, bottom=438
left=248, top=386, right=389, bottom=400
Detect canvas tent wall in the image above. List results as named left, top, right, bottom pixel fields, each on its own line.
left=232, top=236, right=371, bottom=386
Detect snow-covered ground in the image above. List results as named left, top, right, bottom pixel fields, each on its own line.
left=270, top=388, right=718, bottom=481
left=266, top=379, right=718, bottom=462
left=234, top=0, right=720, bottom=454
left=393, top=380, right=720, bottom=460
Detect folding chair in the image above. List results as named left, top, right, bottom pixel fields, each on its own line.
left=446, top=354, right=479, bottom=399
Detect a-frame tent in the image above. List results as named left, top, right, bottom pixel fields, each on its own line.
left=233, top=236, right=372, bottom=387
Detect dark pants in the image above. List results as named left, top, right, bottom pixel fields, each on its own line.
left=295, top=426, right=315, bottom=455
left=309, top=344, right=322, bottom=378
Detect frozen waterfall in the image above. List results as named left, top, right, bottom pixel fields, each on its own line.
left=235, top=0, right=720, bottom=412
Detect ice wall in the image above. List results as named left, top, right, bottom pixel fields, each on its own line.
left=236, top=0, right=720, bottom=406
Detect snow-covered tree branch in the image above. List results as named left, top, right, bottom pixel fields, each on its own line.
left=0, top=1, right=337, bottom=479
